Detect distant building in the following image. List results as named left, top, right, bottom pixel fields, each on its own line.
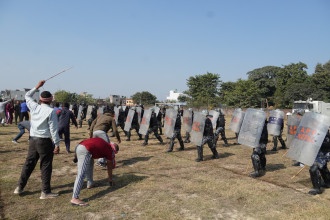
left=166, top=89, right=184, bottom=102
left=109, top=95, right=121, bottom=105
left=0, top=89, right=40, bottom=102
left=125, top=99, right=135, bottom=106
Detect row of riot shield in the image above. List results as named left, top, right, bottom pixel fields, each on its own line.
left=124, top=109, right=135, bottom=132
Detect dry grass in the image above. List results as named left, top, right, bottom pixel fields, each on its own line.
left=1, top=117, right=330, bottom=219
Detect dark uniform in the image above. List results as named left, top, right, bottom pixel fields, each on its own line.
left=166, top=113, right=184, bottom=152
left=79, top=104, right=88, bottom=128
left=214, top=110, right=229, bottom=147
left=249, top=120, right=268, bottom=178
left=126, top=109, right=143, bottom=141
left=196, top=116, right=219, bottom=162
left=271, top=120, right=287, bottom=151
left=88, top=105, right=98, bottom=130
left=184, top=110, right=193, bottom=143
left=309, top=130, right=330, bottom=195
left=157, top=111, right=163, bottom=135
left=142, top=111, right=164, bottom=146
left=117, top=108, right=127, bottom=136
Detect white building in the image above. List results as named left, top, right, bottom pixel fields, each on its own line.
left=166, top=89, right=184, bottom=102
left=0, top=89, right=40, bottom=102
left=109, top=95, right=121, bottom=105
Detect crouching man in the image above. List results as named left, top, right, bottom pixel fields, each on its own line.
left=71, top=137, right=119, bottom=207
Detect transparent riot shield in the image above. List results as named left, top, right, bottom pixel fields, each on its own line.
left=238, top=108, right=267, bottom=148
left=69, top=105, right=73, bottom=111
left=190, top=112, right=206, bottom=146
left=209, top=110, right=220, bottom=129
left=183, top=109, right=193, bottom=133
left=124, top=109, right=135, bottom=132
left=136, top=107, right=142, bottom=124
left=98, top=106, right=104, bottom=115
left=267, top=109, right=284, bottom=136
left=86, top=105, right=93, bottom=120
left=114, top=106, right=119, bottom=124
left=155, top=106, right=160, bottom=117
left=77, top=105, right=83, bottom=121
left=164, top=108, right=177, bottom=138
left=139, top=109, right=151, bottom=135
left=287, top=113, right=330, bottom=166
left=229, top=109, right=245, bottom=133
left=287, top=113, right=303, bottom=147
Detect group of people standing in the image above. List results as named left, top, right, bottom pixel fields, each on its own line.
left=8, top=80, right=330, bottom=208
left=0, top=98, right=29, bottom=126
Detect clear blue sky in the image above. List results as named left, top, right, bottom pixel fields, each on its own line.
left=1, top=0, right=329, bottom=101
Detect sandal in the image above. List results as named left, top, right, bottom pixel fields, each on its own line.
left=71, top=202, right=89, bottom=207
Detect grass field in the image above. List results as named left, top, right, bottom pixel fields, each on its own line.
left=1, top=117, right=330, bottom=219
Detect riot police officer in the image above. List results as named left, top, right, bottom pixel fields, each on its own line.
left=126, top=107, right=143, bottom=141
left=196, top=110, right=219, bottom=162
left=166, top=106, right=184, bottom=152
left=308, top=130, right=330, bottom=195
left=142, top=108, right=164, bottom=146
left=214, top=108, right=229, bottom=147
left=249, top=119, right=268, bottom=178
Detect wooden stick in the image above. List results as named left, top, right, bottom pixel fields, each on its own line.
left=45, top=67, right=73, bottom=81
left=291, top=166, right=306, bottom=180
left=282, top=150, right=289, bottom=158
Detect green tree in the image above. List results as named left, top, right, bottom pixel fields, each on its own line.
left=310, top=60, right=330, bottom=101
left=185, top=72, right=221, bottom=108
left=247, top=66, right=281, bottom=106
left=274, top=62, right=308, bottom=108
left=230, top=79, right=261, bottom=107
left=177, top=94, right=189, bottom=102
left=54, top=90, right=71, bottom=103
left=131, top=91, right=157, bottom=105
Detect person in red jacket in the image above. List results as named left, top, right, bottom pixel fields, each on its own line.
left=71, top=137, right=119, bottom=207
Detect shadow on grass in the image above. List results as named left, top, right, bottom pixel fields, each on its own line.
left=266, top=150, right=278, bottom=155
left=266, top=163, right=286, bottom=172
left=117, top=156, right=153, bottom=167
left=84, top=173, right=148, bottom=201
left=219, top=152, right=235, bottom=158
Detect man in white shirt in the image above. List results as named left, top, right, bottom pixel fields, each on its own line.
left=14, top=80, right=60, bottom=199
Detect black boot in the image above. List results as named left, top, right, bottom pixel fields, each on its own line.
left=166, top=139, right=174, bottom=152
left=279, top=137, right=287, bottom=149
left=271, top=136, right=278, bottom=151
left=309, top=165, right=322, bottom=195
left=223, top=138, right=229, bottom=147
left=211, top=147, right=219, bottom=159
left=195, top=146, right=203, bottom=162
left=178, top=140, right=184, bottom=151
left=126, top=131, right=131, bottom=141
left=249, top=153, right=261, bottom=178
left=320, top=167, right=330, bottom=188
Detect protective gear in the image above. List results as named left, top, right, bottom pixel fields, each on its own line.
left=195, top=146, right=203, bottom=162
left=214, top=110, right=229, bottom=147
left=201, top=110, right=208, bottom=116
left=249, top=144, right=267, bottom=178
left=166, top=114, right=184, bottom=152
left=142, top=111, right=164, bottom=145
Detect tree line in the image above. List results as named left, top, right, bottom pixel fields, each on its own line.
left=181, top=60, right=330, bottom=109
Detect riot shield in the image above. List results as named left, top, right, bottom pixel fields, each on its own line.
left=183, top=109, right=193, bottom=133
left=136, top=107, right=142, bottom=124
left=124, top=109, right=135, bottom=132
left=229, top=109, right=245, bottom=133
left=122, top=106, right=127, bottom=111
left=209, top=110, right=220, bottom=129
left=139, top=109, right=151, bottom=135
left=114, top=106, right=119, bottom=124
left=77, top=105, right=83, bottom=121
left=69, top=104, right=73, bottom=111
left=238, top=108, right=267, bottom=148
left=86, top=105, right=93, bottom=120
left=190, top=112, right=206, bottom=146
left=155, top=106, right=160, bottom=117
left=287, top=113, right=330, bottom=166
left=287, top=113, right=303, bottom=147
left=164, top=108, right=177, bottom=138
left=267, top=109, right=284, bottom=136
left=98, top=106, right=104, bottom=115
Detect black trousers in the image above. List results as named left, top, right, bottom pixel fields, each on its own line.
left=18, top=137, right=54, bottom=193
left=20, top=112, right=29, bottom=121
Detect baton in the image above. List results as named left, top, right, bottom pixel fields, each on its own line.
left=282, top=150, right=289, bottom=158
left=45, top=67, right=73, bottom=81
left=291, top=166, right=306, bottom=180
